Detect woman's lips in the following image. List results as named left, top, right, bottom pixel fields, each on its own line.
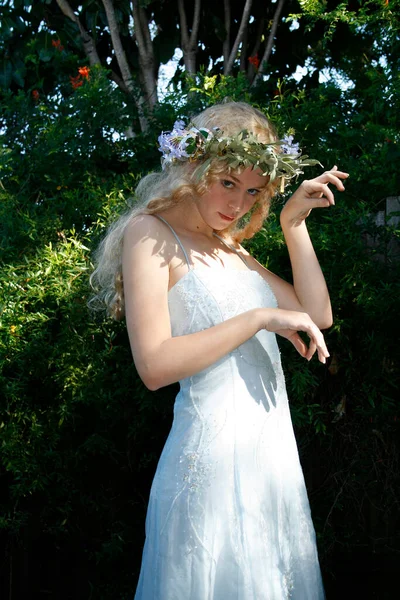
left=218, top=212, right=235, bottom=222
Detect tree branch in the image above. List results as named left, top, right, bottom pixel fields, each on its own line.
left=132, top=0, right=146, bottom=56
left=55, top=0, right=78, bottom=22
left=246, top=14, right=265, bottom=79
left=190, top=0, right=201, bottom=50
left=224, top=0, right=252, bottom=75
left=239, top=19, right=248, bottom=72
left=249, top=15, right=265, bottom=62
left=177, top=0, right=201, bottom=76
left=177, top=0, right=189, bottom=48
left=55, top=0, right=101, bottom=65
left=102, top=0, right=135, bottom=95
left=252, top=0, right=286, bottom=87
left=138, top=3, right=152, bottom=55
left=109, top=70, right=130, bottom=95
left=223, top=0, right=231, bottom=65
left=132, top=0, right=158, bottom=112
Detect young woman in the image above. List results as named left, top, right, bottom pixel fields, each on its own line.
left=91, top=101, right=348, bottom=599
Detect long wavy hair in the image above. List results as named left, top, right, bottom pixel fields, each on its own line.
left=90, top=102, right=280, bottom=320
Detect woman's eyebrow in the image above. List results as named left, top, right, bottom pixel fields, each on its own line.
left=228, top=174, right=263, bottom=188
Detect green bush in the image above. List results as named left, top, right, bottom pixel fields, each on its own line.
left=1, top=67, right=399, bottom=596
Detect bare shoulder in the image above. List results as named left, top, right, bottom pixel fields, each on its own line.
left=124, top=213, right=164, bottom=247
left=122, top=213, right=170, bottom=301
left=123, top=213, right=176, bottom=265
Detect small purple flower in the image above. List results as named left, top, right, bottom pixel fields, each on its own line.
left=158, top=127, right=194, bottom=167
left=281, top=134, right=300, bottom=155
left=173, top=119, right=186, bottom=131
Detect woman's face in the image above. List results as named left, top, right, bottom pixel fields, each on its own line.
left=196, top=167, right=268, bottom=231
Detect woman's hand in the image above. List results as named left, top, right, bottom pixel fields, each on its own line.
left=260, top=308, right=329, bottom=364
left=280, top=166, right=349, bottom=227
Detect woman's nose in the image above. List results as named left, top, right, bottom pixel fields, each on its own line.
left=228, top=196, right=244, bottom=212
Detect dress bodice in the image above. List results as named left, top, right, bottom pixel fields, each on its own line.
left=168, top=267, right=287, bottom=421
left=168, top=266, right=278, bottom=335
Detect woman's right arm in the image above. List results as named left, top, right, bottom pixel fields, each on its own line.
left=122, top=216, right=329, bottom=391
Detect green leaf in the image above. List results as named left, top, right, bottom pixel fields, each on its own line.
left=38, top=48, right=53, bottom=63
left=0, top=60, right=13, bottom=88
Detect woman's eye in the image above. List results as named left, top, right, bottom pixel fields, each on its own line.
left=221, top=179, right=234, bottom=189
left=248, top=188, right=260, bottom=196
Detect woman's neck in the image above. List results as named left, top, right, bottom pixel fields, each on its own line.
left=158, top=202, right=215, bottom=239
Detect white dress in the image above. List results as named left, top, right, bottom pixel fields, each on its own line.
left=134, top=219, right=325, bottom=600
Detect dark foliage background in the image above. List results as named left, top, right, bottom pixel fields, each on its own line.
left=1, top=0, right=400, bottom=597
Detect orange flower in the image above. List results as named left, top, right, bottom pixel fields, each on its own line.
left=78, top=66, right=90, bottom=79
left=70, top=66, right=90, bottom=90
left=70, top=75, right=83, bottom=89
left=248, top=55, right=260, bottom=69
left=32, top=89, right=40, bottom=101
left=52, top=39, right=64, bottom=52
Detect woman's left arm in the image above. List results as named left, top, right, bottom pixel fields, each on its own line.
left=279, top=166, right=349, bottom=329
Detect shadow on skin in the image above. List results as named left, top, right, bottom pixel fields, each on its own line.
left=131, top=214, right=249, bottom=290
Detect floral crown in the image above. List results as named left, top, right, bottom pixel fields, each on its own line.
left=158, top=119, right=321, bottom=189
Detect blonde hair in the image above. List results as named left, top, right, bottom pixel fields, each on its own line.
left=90, top=102, right=280, bottom=319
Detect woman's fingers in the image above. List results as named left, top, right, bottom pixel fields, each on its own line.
left=280, top=165, right=349, bottom=225
left=286, top=331, right=308, bottom=357
left=299, top=322, right=329, bottom=364
left=313, top=169, right=349, bottom=192
left=309, top=327, right=329, bottom=364
left=320, top=165, right=349, bottom=179
left=277, top=327, right=328, bottom=364
left=306, top=338, right=317, bottom=361
left=315, top=172, right=345, bottom=184
left=302, top=167, right=349, bottom=203
left=304, top=182, right=335, bottom=205
left=270, top=310, right=329, bottom=364
left=313, top=171, right=348, bottom=190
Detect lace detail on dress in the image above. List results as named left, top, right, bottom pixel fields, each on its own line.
left=283, top=570, right=295, bottom=598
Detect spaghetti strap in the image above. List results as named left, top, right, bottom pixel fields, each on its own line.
left=154, top=215, right=192, bottom=270
left=212, top=232, right=249, bottom=268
